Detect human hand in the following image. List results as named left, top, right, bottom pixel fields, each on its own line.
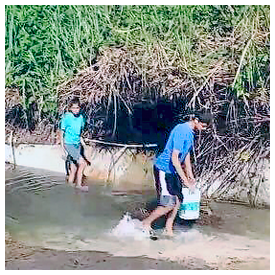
left=61, top=150, right=68, bottom=161
left=188, top=178, right=196, bottom=185
left=188, top=183, right=196, bottom=194
left=59, top=145, right=67, bottom=160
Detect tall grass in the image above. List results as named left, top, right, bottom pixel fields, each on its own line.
left=5, top=5, right=270, bottom=116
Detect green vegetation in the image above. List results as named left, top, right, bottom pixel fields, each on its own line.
left=5, top=6, right=270, bottom=205
left=5, top=5, right=270, bottom=115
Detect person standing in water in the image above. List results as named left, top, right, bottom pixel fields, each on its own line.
left=58, top=97, right=88, bottom=191
left=142, top=115, right=206, bottom=236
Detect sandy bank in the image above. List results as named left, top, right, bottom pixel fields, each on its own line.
left=5, top=232, right=213, bottom=270
left=5, top=230, right=270, bottom=270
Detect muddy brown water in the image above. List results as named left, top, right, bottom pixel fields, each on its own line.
left=5, top=166, right=270, bottom=269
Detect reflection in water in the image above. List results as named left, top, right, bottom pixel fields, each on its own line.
left=5, top=166, right=270, bottom=268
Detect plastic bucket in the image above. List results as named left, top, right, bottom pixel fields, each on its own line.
left=178, top=188, right=201, bottom=220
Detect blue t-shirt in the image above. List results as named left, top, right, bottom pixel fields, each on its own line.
left=154, top=122, right=194, bottom=173
left=60, top=112, right=85, bottom=145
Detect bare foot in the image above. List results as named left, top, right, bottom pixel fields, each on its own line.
left=142, top=221, right=152, bottom=231
left=66, top=180, right=74, bottom=187
left=75, top=185, right=89, bottom=192
left=163, top=228, right=174, bottom=237
left=141, top=222, right=154, bottom=236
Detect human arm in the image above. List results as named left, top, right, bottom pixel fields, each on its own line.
left=57, top=114, right=68, bottom=155
left=183, top=152, right=195, bottom=184
left=172, top=149, right=195, bottom=192
left=79, top=115, right=87, bottom=150
left=57, top=129, right=67, bottom=156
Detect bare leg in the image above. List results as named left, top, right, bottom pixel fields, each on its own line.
left=68, top=162, right=77, bottom=185
left=75, top=157, right=86, bottom=189
left=165, top=197, right=180, bottom=236
left=142, top=205, right=174, bottom=231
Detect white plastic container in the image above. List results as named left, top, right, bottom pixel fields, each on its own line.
left=178, top=188, right=201, bottom=220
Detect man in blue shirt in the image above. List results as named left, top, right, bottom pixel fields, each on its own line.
left=143, top=115, right=206, bottom=236
left=58, top=97, right=88, bottom=191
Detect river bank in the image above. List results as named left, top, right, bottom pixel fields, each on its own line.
left=5, top=140, right=270, bottom=208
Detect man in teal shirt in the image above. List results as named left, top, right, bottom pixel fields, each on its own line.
left=59, top=97, right=88, bottom=191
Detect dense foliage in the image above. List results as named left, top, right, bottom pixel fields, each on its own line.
left=5, top=5, right=270, bottom=115
left=5, top=5, right=270, bottom=205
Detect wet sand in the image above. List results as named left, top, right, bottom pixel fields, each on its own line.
left=5, top=231, right=269, bottom=270
left=5, top=232, right=212, bottom=270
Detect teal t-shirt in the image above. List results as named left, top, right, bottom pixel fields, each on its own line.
left=60, top=112, right=85, bottom=145
left=154, top=122, right=194, bottom=173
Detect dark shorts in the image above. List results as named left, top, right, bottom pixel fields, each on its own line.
left=64, top=144, right=82, bottom=163
left=159, top=195, right=177, bottom=207
left=153, top=166, right=183, bottom=205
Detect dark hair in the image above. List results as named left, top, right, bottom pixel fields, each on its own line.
left=68, top=97, right=80, bottom=109
left=189, top=114, right=200, bottom=121
left=180, top=113, right=201, bottom=122
left=188, top=112, right=213, bottom=125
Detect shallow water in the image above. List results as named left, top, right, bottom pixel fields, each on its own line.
left=5, top=166, right=270, bottom=269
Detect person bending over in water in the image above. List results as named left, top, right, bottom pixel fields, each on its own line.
left=142, top=115, right=206, bottom=236
left=58, top=97, right=88, bottom=191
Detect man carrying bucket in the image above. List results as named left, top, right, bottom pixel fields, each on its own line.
left=142, top=114, right=206, bottom=236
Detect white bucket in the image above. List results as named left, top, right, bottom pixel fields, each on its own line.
left=178, top=188, right=201, bottom=220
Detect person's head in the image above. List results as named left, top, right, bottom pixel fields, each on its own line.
left=189, top=114, right=207, bottom=131
left=68, top=97, right=81, bottom=116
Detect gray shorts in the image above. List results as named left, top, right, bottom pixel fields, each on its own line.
left=159, top=195, right=177, bottom=207
left=64, top=144, right=82, bottom=163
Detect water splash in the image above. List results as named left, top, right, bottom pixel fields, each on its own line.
left=110, top=212, right=148, bottom=240
left=5, top=166, right=270, bottom=269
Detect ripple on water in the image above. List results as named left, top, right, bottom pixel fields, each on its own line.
left=5, top=166, right=270, bottom=269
